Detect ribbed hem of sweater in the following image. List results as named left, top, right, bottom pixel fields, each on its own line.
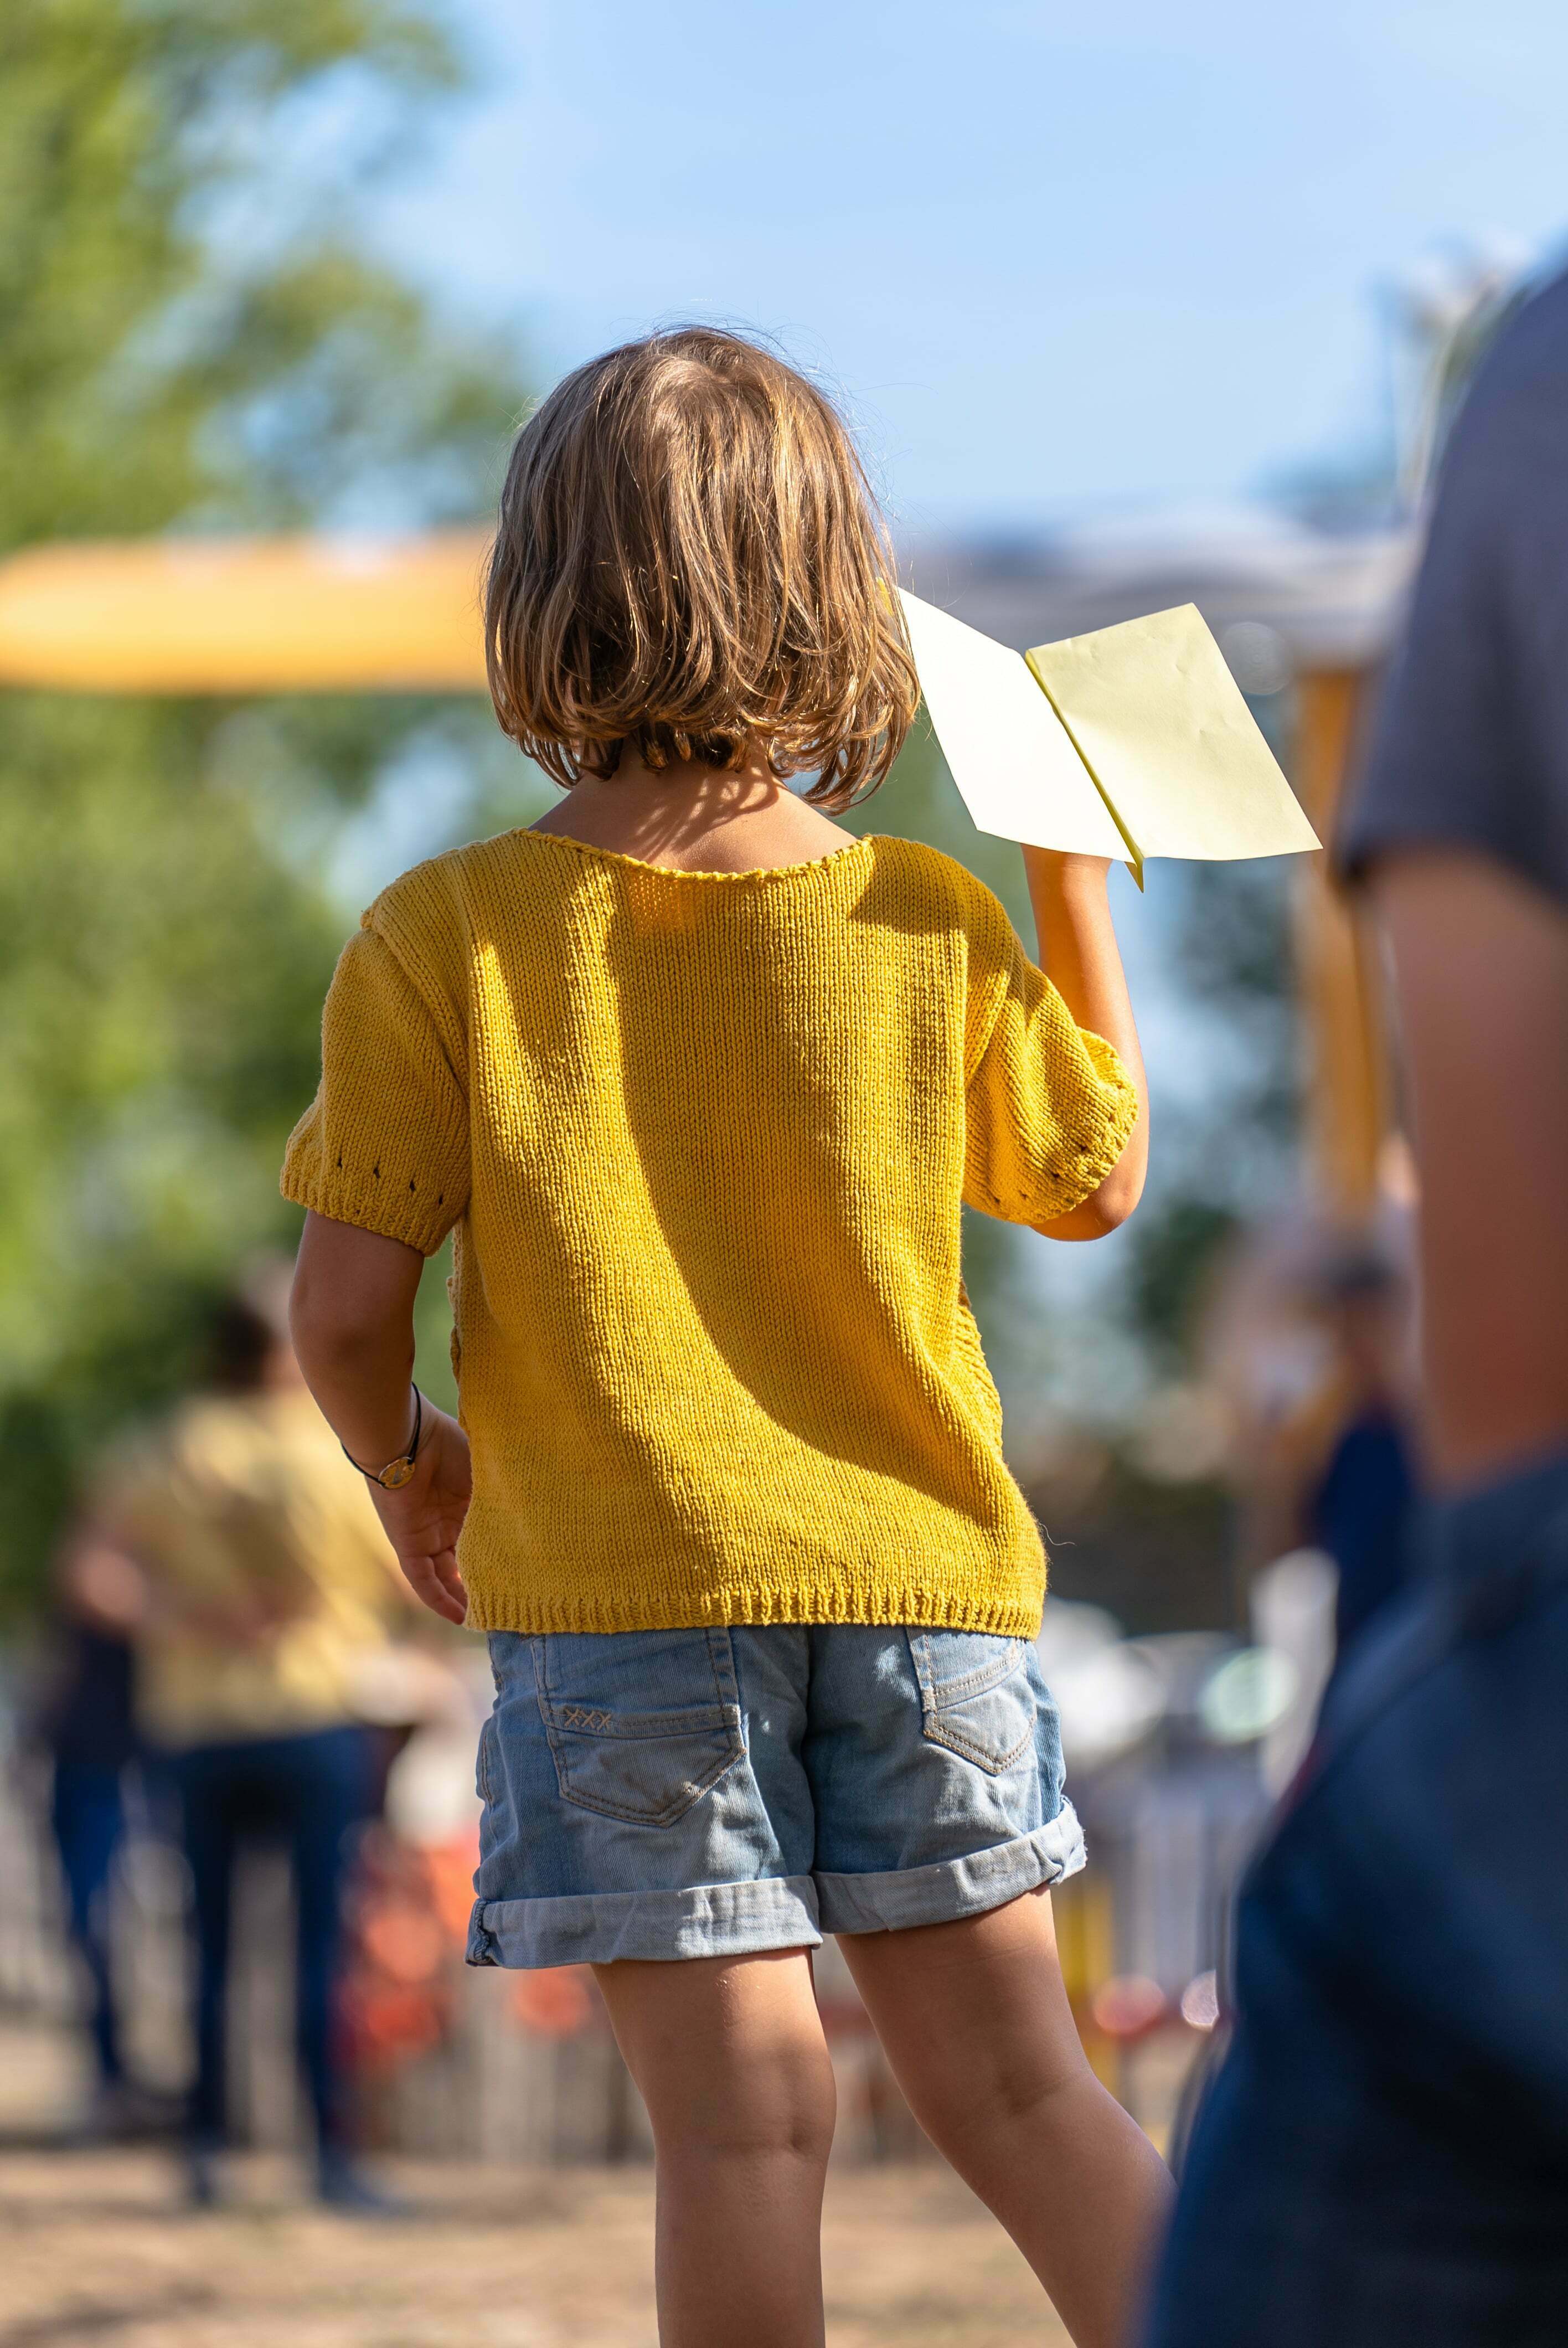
left=278, top=1161, right=450, bottom=1258
left=1026, top=1028, right=1141, bottom=1228
left=461, top=1577, right=1046, bottom=1640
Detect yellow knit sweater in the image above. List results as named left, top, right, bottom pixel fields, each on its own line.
left=281, top=829, right=1136, bottom=1638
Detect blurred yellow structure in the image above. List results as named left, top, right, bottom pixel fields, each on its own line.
left=0, top=525, right=1394, bottom=1213
left=1291, top=668, right=1388, bottom=1216
left=0, top=532, right=491, bottom=694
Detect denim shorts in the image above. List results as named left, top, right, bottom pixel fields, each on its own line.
left=466, top=1623, right=1084, bottom=1969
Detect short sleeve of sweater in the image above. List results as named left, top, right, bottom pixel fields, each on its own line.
left=281, top=919, right=470, bottom=1256
left=962, top=923, right=1139, bottom=1230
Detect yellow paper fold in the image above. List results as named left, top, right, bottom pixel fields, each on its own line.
left=1025, top=604, right=1319, bottom=868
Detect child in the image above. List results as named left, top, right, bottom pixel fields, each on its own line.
left=285, top=327, right=1169, bottom=2345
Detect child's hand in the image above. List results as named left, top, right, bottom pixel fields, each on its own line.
left=367, top=1403, right=472, bottom=1625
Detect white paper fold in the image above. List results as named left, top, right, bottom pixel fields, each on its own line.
left=898, top=591, right=1128, bottom=861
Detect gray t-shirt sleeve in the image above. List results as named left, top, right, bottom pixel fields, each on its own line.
left=1337, top=270, right=1568, bottom=905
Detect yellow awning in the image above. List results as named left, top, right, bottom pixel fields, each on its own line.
left=0, top=530, right=493, bottom=693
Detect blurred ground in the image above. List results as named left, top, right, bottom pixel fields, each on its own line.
left=0, top=2146, right=1064, bottom=2348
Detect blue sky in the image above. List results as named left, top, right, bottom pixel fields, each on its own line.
left=375, top=0, right=1568, bottom=532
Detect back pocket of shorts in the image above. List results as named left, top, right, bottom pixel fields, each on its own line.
left=533, top=1628, right=745, bottom=1827
left=906, top=1630, right=1035, bottom=1775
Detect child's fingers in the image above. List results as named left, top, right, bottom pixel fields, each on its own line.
left=398, top=1544, right=468, bottom=1624
left=430, top=1547, right=468, bottom=1621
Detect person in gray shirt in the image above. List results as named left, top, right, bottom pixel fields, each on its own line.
left=1145, top=269, right=1568, bottom=2346
left=1343, top=271, right=1568, bottom=901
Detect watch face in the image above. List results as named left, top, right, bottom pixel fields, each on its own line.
left=380, top=1458, right=416, bottom=1490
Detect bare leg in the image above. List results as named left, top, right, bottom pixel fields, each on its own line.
left=840, top=1891, right=1173, bottom=2348
left=592, top=1948, right=835, bottom=2348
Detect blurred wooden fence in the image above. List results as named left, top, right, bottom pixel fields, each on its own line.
left=1, top=1726, right=1262, bottom=2164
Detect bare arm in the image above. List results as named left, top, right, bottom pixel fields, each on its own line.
left=1374, top=850, right=1568, bottom=1490
left=56, top=1528, right=148, bottom=1637
left=1024, top=849, right=1149, bottom=1239
left=63, top=1519, right=305, bottom=1645
left=290, top=1212, right=471, bottom=1623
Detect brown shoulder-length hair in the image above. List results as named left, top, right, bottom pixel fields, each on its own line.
left=483, top=327, right=919, bottom=809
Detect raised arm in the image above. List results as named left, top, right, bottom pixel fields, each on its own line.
left=290, top=1212, right=471, bottom=1623
left=1024, top=849, right=1149, bottom=1239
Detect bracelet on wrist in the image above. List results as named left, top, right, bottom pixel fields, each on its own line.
left=342, top=1387, right=425, bottom=1490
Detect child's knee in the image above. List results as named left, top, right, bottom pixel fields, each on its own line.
left=900, top=2020, right=1091, bottom=2158
left=661, top=2108, right=835, bottom=2176
left=649, top=2040, right=837, bottom=2170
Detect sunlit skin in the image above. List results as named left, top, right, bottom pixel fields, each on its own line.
left=288, top=742, right=1167, bottom=2348
left=1373, top=849, right=1568, bottom=1489
left=594, top=1893, right=1172, bottom=2348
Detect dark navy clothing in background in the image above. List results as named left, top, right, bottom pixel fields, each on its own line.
left=1146, top=1457, right=1568, bottom=2347
left=50, top=1758, right=130, bottom=2087
left=39, top=1627, right=140, bottom=2090
left=171, top=1723, right=375, bottom=2152
left=38, top=1626, right=137, bottom=1770
left=1308, top=1409, right=1417, bottom=1655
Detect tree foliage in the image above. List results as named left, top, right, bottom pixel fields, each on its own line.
left=1123, top=774, right=1300, bottom=1370
left=0, top=5, right=1306, bottom=1628
left=0, top=0, right=527, bottom=1609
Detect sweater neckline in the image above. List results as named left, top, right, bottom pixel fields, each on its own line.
left=513, top=826, right=877, bottom=885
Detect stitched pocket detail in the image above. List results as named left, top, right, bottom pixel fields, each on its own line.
left=906, top=1630, right=1036, bottom=1775
left=534, top=1629, right=746, bottom=1827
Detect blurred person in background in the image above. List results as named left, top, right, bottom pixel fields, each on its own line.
left=32, top=1529, right=148, bottom=2136
left=1299, top=1253, right=1419, bottom=1663
left=1147, top=269, right=1568, bottom=2344
left=82, top=1275, right=409, bottom=2210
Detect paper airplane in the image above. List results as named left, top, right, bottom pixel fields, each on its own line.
left=898, top=591, right=1319, bottom=887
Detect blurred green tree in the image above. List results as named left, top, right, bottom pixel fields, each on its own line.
left=1121, top=846, right=1298, bottom=1372
left=0, top=0, right=527, bottom=1609
left=0, top=4, right=1301, bottom=1630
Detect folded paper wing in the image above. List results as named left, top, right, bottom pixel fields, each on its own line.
left=899, top=590, right=1318, bottom=882
left=1026, top=605, right=1319, bottom=878
left=898, top=591, right=1128, bottom=861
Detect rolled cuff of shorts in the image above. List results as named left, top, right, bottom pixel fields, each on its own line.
left=816, top=1801, right=1086, bottom=1937
left=467, top=1872, right=823, bottom=1969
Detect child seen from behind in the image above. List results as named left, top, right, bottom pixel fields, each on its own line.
left=285, top=327, right=1171, bottom=2347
